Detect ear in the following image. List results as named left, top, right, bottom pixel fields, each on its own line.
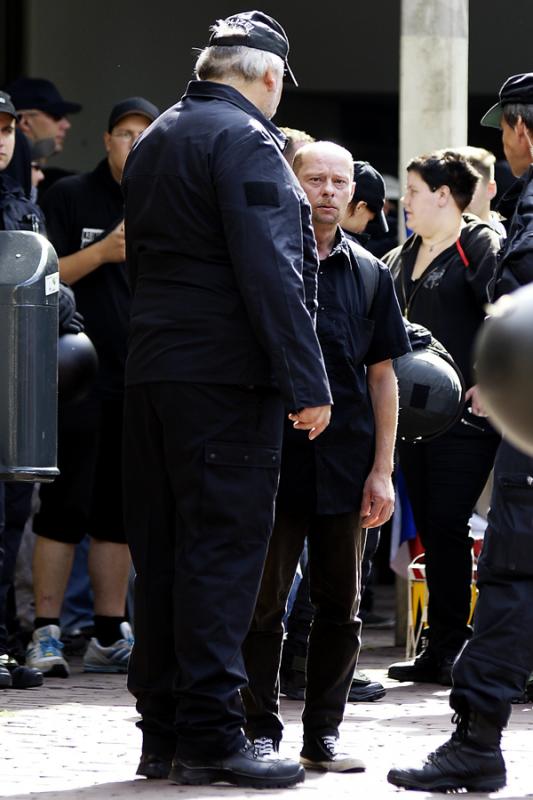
left=487, top=179, right=497, bottom=201
left=17, top=113, right=32, bottom=136
left=103, top=131, right=112, bottom=154
left=437, top=185, right=451, bottom=206
left=263, top=67, right=278, bottom=93
left=348, top=181, right=356, bottom=203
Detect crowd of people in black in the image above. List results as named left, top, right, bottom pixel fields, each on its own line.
left=1, top=8, right=533, bottom=794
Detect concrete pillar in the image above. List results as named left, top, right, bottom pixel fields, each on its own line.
left=399, top=0, right=469, bottom=196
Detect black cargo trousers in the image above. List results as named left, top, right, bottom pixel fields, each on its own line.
left=451, top=440, right=533, bottom=727
left=122, top=382, right=284, bottom=761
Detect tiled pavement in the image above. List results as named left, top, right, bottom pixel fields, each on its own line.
left=1, top=627, right=532, bottom=799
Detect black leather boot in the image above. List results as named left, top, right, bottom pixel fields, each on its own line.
left=169, top=739, right=305, bottom=788
left=387, top=711, right=506, bottom=792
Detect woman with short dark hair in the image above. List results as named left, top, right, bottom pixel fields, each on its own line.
left=384, top=149, right=502, bottom=686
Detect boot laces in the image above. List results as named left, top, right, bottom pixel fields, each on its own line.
left=427, top=713, right=467, bottom=765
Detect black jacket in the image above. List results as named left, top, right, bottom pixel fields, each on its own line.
left=122, top=81, right=331, bottom=411
left=0, top=173, right=45, bottom=234
left=493, top=165, right=533, bottom=299
left=383, top=215, right=501, bottom=387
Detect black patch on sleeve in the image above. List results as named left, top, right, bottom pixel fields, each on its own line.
left=244, top=181, right=280, bottom=207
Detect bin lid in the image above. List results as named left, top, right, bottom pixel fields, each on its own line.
left=0, top=230, right=58, bottom=305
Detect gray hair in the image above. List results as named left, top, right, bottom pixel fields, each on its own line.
left=195, top=20, right=284, bottom=83
left=503, top=103, right=533, bottom=132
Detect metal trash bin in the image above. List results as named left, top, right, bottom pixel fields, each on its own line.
left=0, top=230, right=59, bottom=481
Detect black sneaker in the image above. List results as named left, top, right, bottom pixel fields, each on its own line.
left=0, top=653, right=43, bottom=689
left=169, top=739, right=304, bottom=788
left=252, top=736, right=279, bottom=757
left=300, top=735, right=366, bottom=773
left=348, top=669, right=386, bottom=702
left=136, top=753, right=172, bottom=779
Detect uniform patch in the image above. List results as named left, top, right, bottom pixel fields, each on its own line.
left=244, top=181, right=280, bottom=207
left=80, top=227, right=104, bottom=249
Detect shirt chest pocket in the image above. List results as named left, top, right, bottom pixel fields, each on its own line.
left=317, top=313, right=375, bottom=379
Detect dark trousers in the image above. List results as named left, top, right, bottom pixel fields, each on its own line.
left=0, top=482, right=33, bottom=653
left=399, top=424, right=500, bottom=659
left=242, top=508, right=365, bottom=742
left=123, top=382, right=283, bottom=760
left=451, top=440, right=533, bottom=727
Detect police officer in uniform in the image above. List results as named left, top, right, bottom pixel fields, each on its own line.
left=122, top=11, right=331, bottom=789
left=388, top=72, right=533, bottom=794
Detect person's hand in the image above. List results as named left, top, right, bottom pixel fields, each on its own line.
left=360, top=469, right=395, bottom=528
left=97, top=220, right=126, bottom=263
left=288, top=405, right=331, bottom=440
left=466, top=385, right=488, bottom=418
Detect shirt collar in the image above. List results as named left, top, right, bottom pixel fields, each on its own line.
left=322, top=226, right=352, bottom=263
left=183, top=80, right=287, bottom=152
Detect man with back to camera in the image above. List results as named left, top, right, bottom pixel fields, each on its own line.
left=25, top=97, right=160, bottom=679
left=121, top=11, right=332, bottom=789
left=241, top=140, right=410, bottom=772
left=388, top=71, right=533, bottom=794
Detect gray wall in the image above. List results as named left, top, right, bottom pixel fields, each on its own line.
left=19, top=0, right=533, bottom=172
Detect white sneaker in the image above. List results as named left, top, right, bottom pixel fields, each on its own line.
left=26, top=624, right=69, bottom=678
left=83, top=621, right=133, bottom=673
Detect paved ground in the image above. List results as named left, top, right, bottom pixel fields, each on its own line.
left=1, top=620, right=532, bottom=799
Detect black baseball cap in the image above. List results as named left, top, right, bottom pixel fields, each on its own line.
left=0, top=91, right=17, bottom=119
left=481, top=73, right=533, bottom=129
left=107, top=97, right=160, bottom=132
left=353, top=161, right=389, bottom=233
left=6, top=77, right=82, bottom=117
left=208, top=10, right=297, bottom=86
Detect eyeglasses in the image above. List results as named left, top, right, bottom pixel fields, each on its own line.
left=110, top=130, right=143, bottom=143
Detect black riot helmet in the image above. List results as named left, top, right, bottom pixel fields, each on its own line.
left=475, top=282, right=533, bottom=456
left=58, top=332, right=99, bottom=405
left=394, top=322, right=465, bottom=442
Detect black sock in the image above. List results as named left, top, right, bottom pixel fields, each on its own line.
left=94, top=616, right=125, bottom=646
left=34, top=617, right=60, bottom=632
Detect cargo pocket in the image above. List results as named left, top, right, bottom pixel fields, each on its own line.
left=483, top=472, right=533, bottom=575
left=201, top=441, right=281, bottom=543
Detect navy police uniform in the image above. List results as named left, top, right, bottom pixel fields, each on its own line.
left=121, top=80, right=331, bottom=762
left=451, top=165, right=533, bottom=724
left=242, top=232, right=410, bottom=743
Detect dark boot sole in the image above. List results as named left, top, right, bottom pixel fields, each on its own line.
left=387, top=770, right=506, bottom=792
left=169, top=765, right=305, bottom=789
left=136, top=761, right=172, bottom=779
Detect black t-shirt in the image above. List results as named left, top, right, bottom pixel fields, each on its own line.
left=40, top=159, right=129, bottom=395
left=277, top=231, right=410, bottom=515
left=384, top=215, right=502, bottom=388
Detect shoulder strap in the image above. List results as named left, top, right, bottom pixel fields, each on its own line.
left=356, top=250, right=380, bottom=315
